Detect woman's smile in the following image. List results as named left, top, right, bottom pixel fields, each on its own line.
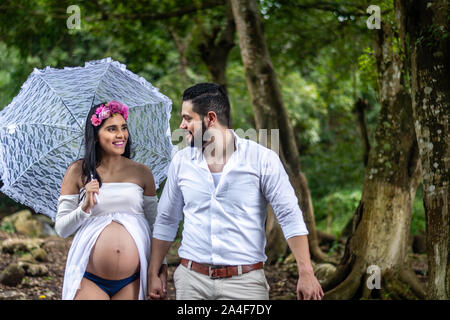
left=112, top=140, right=125, bottom=148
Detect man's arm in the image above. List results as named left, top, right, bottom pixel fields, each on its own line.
left=260, top=150, right=309, bottom=239
left=260, top=150, right=323, bottom=300
left=147, top=154, right=184, bottom=299
left=148, top=239, right=173, bottom=299
left=287, top=235, right=324, bottom=300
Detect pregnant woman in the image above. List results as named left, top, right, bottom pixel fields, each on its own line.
left=55, top=101, right=167, bottom=300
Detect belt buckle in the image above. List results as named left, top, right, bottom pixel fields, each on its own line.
left=209, top=265, right=227, bottom=279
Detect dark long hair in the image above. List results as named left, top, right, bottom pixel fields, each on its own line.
left=80, top=103, right=132, bottom=187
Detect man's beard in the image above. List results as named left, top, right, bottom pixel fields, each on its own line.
left=190, top=120, right=208, bottom=148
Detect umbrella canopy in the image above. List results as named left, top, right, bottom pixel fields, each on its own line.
left=0, top=57, right=176, bottom=220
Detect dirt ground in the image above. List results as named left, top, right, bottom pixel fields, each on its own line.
left=0, top=230, right=428, bottom=300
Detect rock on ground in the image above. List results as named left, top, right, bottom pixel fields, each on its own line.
left=0, top=263, right=25, bottom=286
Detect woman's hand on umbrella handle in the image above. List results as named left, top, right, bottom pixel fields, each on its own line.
left=81, top=179, right=99, bottom=213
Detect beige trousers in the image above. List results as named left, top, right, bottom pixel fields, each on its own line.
left=173, top=264, right=270, bottom=300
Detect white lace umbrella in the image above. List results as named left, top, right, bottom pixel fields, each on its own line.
left=0, top=58, right=176, bottom=220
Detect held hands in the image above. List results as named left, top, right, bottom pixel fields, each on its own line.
left=81, top=179, right=99, bottom=213
left=297, top=269, right=324, bottom=300
left=147, top=264, right=168, bottom=300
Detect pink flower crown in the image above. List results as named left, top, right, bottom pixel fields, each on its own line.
left=90, top=101, right=129, bottom=127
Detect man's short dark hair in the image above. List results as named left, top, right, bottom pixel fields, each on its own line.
left=182, top=83, right=230, bottom=127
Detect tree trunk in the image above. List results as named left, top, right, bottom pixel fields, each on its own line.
left=396, top=0, right=450, bottom=299
left=197, top=0, right=235, bottom=91
left=230, top=0, right=327, bottom=262
left=353, top=98, right=371, bottom=166
left=323, top=21, right=424, bottom=300
left=168, top=25, right=192, bottom=84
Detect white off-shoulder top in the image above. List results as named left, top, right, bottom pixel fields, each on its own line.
left=55, top=182, right=159, bottom=300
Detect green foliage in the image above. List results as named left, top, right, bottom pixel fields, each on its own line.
left=226, top=62, right=327, bottom=152
left=0, top=220, right=16, bottom=233
left=314, top=189, right=361, bottom=237
left=153, top=66, right=209, bottom=135
left=358, top=47, right=378, bottom=90
left=0, top=0, right=426, bottom=245
left=281, top=72, right=327, bottom=152
left=226, top=62, right=255, bottom=131
left=302, top=129, right=366, bottom=199
left=328, top=240, right=344, bottom=255
left=411, top=185, right=426, bottom=236
left=0, top=44, right=39, bottom=110
left=14, top=249, right=28, bottom=257
left=415, top=23, right=449, bottom=49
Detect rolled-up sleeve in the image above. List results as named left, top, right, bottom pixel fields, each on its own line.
left=153, top=154, right=184, bottom=241
left=260, top=150, right=309, bottom=239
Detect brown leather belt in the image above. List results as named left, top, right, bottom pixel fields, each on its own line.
left=180, top=258, right=263, bottom=279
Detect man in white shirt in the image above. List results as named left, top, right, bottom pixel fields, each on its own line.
left=148, top=83, right=323, bottom=300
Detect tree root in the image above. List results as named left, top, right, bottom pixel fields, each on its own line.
left=323, top=262, right=426, bottom=299
left=321, top=262, right=352, bottom=292
left=309, top=238, right=330, bottom=263
left=398, top=268, right=426, bottom=299
left=382, top=270, right=421, bottom=300
left=361, top=274, right=374, bottom=299
left=321, top=237, right=357, bottom=291
left=316, top=230, right=342, bottom=246
left=323, top=260, right=365, bottom=300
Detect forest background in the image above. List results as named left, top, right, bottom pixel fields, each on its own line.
left=0, top=0, right=448, bottom=300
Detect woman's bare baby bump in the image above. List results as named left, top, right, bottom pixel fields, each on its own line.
left=86, top=221, right=140, bottom=279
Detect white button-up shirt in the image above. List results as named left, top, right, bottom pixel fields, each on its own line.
left=153, top=131, right=308, bottom=265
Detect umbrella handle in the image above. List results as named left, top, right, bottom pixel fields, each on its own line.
left=90, top=174, right=100, bottom=204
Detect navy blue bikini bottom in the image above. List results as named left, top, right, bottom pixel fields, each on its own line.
left=83, top=271, right=140, bottom=298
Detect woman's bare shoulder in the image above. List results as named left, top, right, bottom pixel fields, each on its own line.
left=120, top=158, right=155, bottom=195
left=60, top=160, right=84, bottom=195
left=134, top=161, right=156, bottom=196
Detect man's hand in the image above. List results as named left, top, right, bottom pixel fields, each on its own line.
left=158, top=264, right=168, bottom=300
left=297, top=269, right=324, bottom=300
left=286, top=235, right=324, bottom=300
left=147, top=264, right=168, bottom=300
